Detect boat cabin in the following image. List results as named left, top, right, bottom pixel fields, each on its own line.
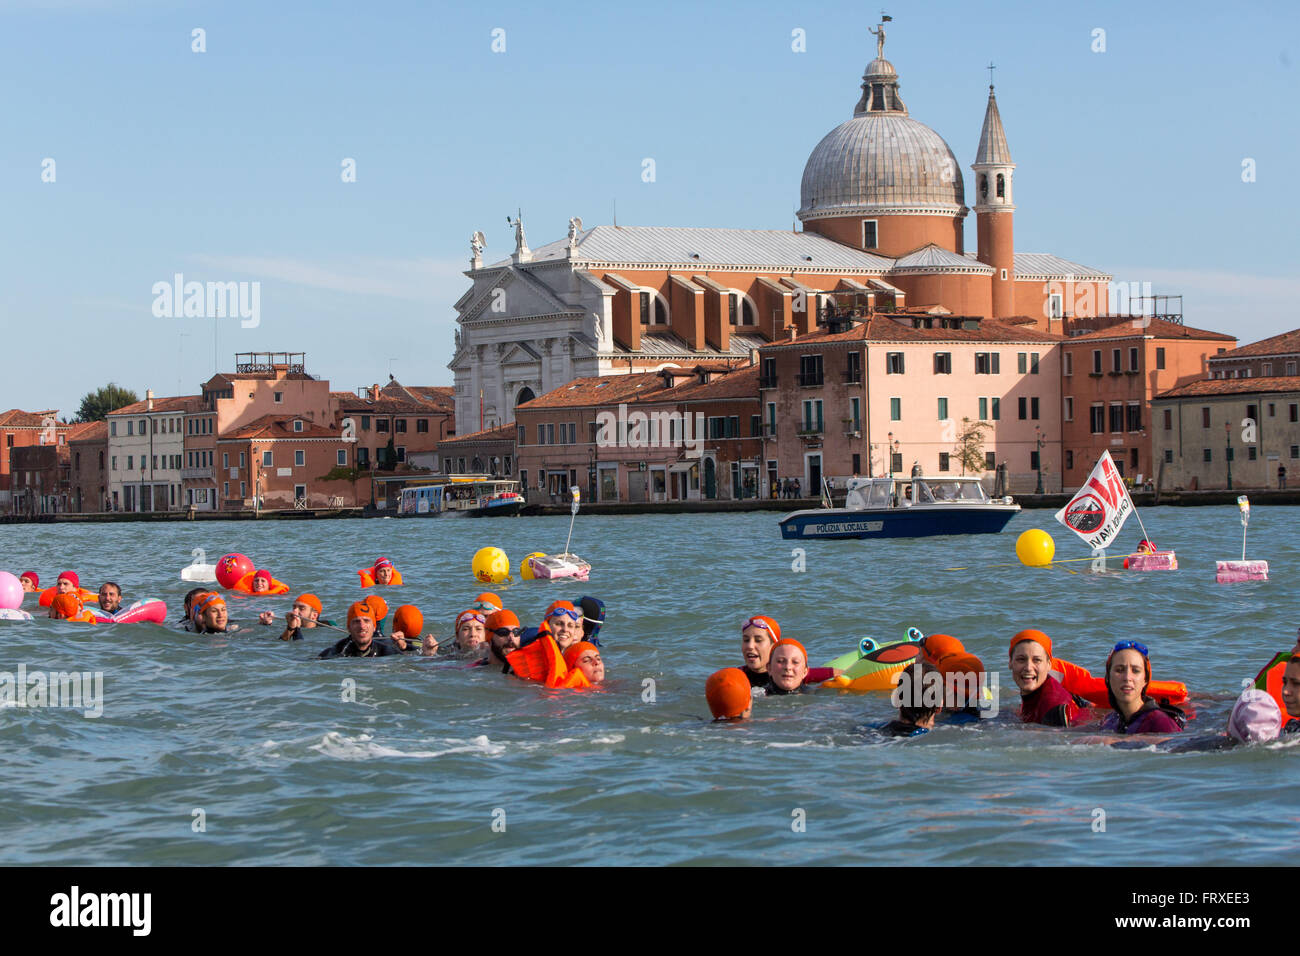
left=844, top=476, right=992, bottom=510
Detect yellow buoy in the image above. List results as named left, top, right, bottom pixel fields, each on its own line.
left=519, top=552, right=546, bottom=581
left=1015, top=529, right=1056, bottom=567
left=472, top=546, right=511, bottom=584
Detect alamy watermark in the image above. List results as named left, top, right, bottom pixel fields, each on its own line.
left=152, top=273, right=260, bottom=328
left=594, top=404, right=705, bottom=458
left=891, top=664, right=1000, bottom=718
left=0, top=664, right=103, bottom=718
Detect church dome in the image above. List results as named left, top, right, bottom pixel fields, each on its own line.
left=798, top=55, right=966, bottom=221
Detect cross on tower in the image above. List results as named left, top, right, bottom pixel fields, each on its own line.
left=987, top=61, right=996, bottom=90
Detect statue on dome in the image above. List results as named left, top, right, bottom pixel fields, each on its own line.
left=870, top=13, right=891, bottom=59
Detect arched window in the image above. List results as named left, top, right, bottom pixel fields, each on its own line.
left=996, top=174, right=1005, bottom=198
left=515, top=386, right=535, bottom=407
left=472, top=456, right=484, bottom=473
left=979, top=174, right=988, bottom=199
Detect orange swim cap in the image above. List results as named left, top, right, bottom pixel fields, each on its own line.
left=772, top=638, right=808, bottom=663
left=364, top=595, right=388, bottom=622
left=706, top=668, right=753, bottom=720
left=474, top=592, right=503, bottom=610
left=295, top=594, right=323, bottom=615
left=922, top=634, right=965, bottom=665
left=563, top=641, right=599, bottom=669
left=1010, top=629, right=1053, bottom=659
left=347, top=601, right=375, bottom=624
left=50, top=593, right=82, bottom=620
left=486, top=609, right=520, bottom=632
left=393, top=605, right=423, bottom=638
left=742, top=615, right=781, bottom=641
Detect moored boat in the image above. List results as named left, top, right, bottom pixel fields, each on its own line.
left=779, top=476, right=1019, bottom=540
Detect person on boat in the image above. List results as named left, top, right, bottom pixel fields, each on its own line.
left=880, top=662, right=942, bottom=737
left=1009, top=629, right=1090, bottom=727
left=258, top=594, right=332, bottom=641
left=739, top=616, right=838, bottom=688
left=97, top=582, right=123, bottom=615
left=477, top=609, right=522, bottom=673
left=563, top=641, right=605, bottom=685
left=576, top=595, right=606, bottom=646
left=249, top=570, right=275, bottom=594
left=48, top=593, right=96, bottom=623
left=389, top=604, right=428, bottom=653
left=318, top=600, right=400, bottom=658
left=19, top=572, right=39, bottom=593
left=1098, top=641, right=1185, bottom=735
left=706, top=668, right=753, bottom=721
left=761, top=639, right=814, bottom=696
left=438, top=609, right=487, bottom=658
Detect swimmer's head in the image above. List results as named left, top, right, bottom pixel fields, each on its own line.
left=706, top=668, right=752, bottom=721
left=1228, top=689, right=1282, bottom=743
left=564, top=641, right=604, bottom=684
left=251, top=570, right=273, bottom=593
left=1105, top=642, right=1151, bottom=711
left=374, top=558, right=395, bottom=585
left=922, top=633, right=964, bottom=666
left=1009, top=630, right=1053, bottom=694
left=768, top=639, right=809, bottom=692
left=741, top=616, right=781, bottom=673
left=1281, top=658, right=1300, bottom=719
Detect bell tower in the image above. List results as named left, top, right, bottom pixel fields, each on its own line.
left=972, top=79, right=1016, bottom=319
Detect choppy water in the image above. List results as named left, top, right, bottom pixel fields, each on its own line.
left=0, top=507, right=1296, bottom=866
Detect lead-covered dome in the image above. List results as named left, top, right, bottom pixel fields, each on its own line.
left=798, top=57, right=966, bottom=221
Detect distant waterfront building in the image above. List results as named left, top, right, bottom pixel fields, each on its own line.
left=1206, top=328, right=1300, bottom=380
left=105, top=391, right=189, bottom=513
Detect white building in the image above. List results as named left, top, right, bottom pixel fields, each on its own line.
left=106, top=391, right=190, bottom=512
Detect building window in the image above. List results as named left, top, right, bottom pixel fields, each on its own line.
left=938, top=452, right=950, bottom=472
left=1066, top=450, right=1074, bottom=470
left=337, top=449, right=347, bottom=466
left=127, top=455, right=133, bottom=470
left=517, top=425, right=525, bottom=446
left=1110, top=404, right=1124, bottom=433
left=547, top=423, right=556, bottom=445
left=262, top=450, right=273, bottom=467
left=1268, top=403, right=1276, bottom=418
left=933, top=352, right=951, bottom=375
left=890, top=397, right=901, bottom=421
left=1112, top=349, right=1122, bottom=373
left=127, top=421, right=133, bottom=436
left=1156, top=347, right=1166, bottom=369
left=397, top=447, right=406, bottom=462
left=1127, top=404, right=1142, bottom=432
left=111, top=456, right=117, bottom=471
left=1247, top=403, right=1258, bottom=424
left=1049, top=294, right=1063, bottom=319
left=295, top=450, right=305, bottom=467
left=1292, top=446, right=1299, bottom=459
left=850, top=397, right=861, bottom=431
left=110, top=421, right=117, bottom=437
left=1031, top=353, right=1040, bottom=375
left=1092, top=350, right=1102, bottom=374
left=360, top=416, right=370, bottom=430
left=862, top=219, right=878, bottom=249
left=417, top=419, right=429, bottom=433
left=937, top=397, right=948, bottom=420
left=1203, top=407, right=1212, bottom=428
left=886, top=352, right=905, bottom=375
left=274, top=391, right=283, bottom=404
left=800, top=354, right=825, bottom=386
left=1031, top=397, right=1040, bottom=420
left=801, top=400, right=824, bottom=433
left=991, top=397, right=1000, bottom=421
left=1129, top=347, right=1139, bottom=371
left=975, top=352, right=999, bottom=374
left=1018, top=397, right=1027, bottom=420
left=984, top=451, right=996, bottom=471
left=239, top=453, right=245, bottom=468
left=293, top=419, right=303, bottom=432
left=1289, top=362, right=1298, bottom=376
left=1030, top=450, right=1040, bottom=470
left=846, top=352, right=862, bottom=383
left=1263, top=363, right=1273, bottom=377
left=240, top=481, right=246, bottom=497
left=376, top=419, right=390, bottom=432
left=1291, top=404, right=1299, bottom=423
left=979, top=397, right=987, bottom=420
left=1248, top=446, right=1258, bottom=461
left=1165, top=449, right=1173, bottom=463
left=1018, top=353, right=1027, bottom=374
left=1064, top=397, right=1073, bottom=421
left=996, top=173, right=1005, bottom=198
left=1163, top=409, right=1172, bottom=430
left=1203, top=449, right=1212, bottom=463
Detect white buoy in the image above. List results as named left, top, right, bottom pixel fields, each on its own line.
left=1216, top=495, right=1268, bottom=583
left=181, top=563, right=218, bottom=583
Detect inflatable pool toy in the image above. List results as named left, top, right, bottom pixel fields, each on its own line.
left=1123, top=549, right=1178, bottom=571
left=0, top=571, right=23, bottom=611
left=1218, top=496, right=1269, bottom=583
left=1051, top=656, right=1188, bottom=709
left=227, top=571, right=289, bottom=595
left=472, top=547, right=510, bottom=584
left=0, top=608, right=33, bottom=621
left=526, top=552, right=591, bottom=582
left=90, top=599, right=169, bottom=625
left=821, top=631, right=925, bottom=691
left=1253, top=652, right=1295, bottom=727
left=37, top=586, right=98, bottom=608
left=215, top=553, right=255, bottom=589
left=519, top=552, right=547, bottom=582
left=358, top=559, right=404, bottom=587
left=1015, top=529, right=1055, bottom=568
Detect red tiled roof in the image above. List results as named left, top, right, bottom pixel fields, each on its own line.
left=65, top=421, right=107, bottom=443
left=760, top=315, right=1062, bottom=350
left=108, top=395, right=196, bottom=416
left=1065, top=318, right=1234, bottom=343
left=518, top=372, right=673, bottom=410
left=1156, top=375, right=1300, bottom=399
left=652, top=365, right=760, bottom=402
left=1207, top=328, right=1300, bottom=360
left=335, top=394, right=439, bottom=415
left=0, top=409, right=58, bottom=428
left=218, top=414, right=342, bottom=441
left=438, top=422, right=516, bottom=445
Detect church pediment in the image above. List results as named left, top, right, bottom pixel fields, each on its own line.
left=500, top=341, right=541, bottom=366
left=460, top=266, right=576, bottom=323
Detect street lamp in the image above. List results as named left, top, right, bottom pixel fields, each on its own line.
left=1224, top=422, right=1232, bottom=490
left=588, top=446, right=597, bottom=503
left=887, top=431, right=894, bottom=478
left=1035, top=426, right=1045, bottom=495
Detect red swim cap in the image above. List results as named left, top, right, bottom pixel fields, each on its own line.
left=58, top=571, right=79, bottom=588
left=21, top=572, right=38, bottom=587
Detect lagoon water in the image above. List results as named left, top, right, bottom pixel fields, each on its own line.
left=0, top=507, right=1295, bottom=866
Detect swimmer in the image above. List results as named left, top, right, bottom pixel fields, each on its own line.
left=479, top=609, right=523, bottom=673
left=249, top=570, right=274, bottom=594
left=706, top=668, right=753, bottom=721
left=576, top=596, right=606, bottom=646
left=191, top=592, right=233, bottom=634
left=55, top=571, right=80, bottom=596
left=1280, top=658, right=1300, bottom=734
left=374, top=558, right=397, bottom=586
left=563, top=641, right=605, bottom=685
left=540, top=600, right=585, bottom=653
left=318, top=601, right=401, bottom=658
left=97, top=582, right=123, bottom=615
left=258, top=594, right=332, bottom=641
left=762, top=639, right=812, bottom=695
left=880, top=662, right=942, bottom=737
left=1136, top=539, right=1157, bottom=554
left=440, top=609, right=488, bottom=659
left=1099, top=641, right=1184, bottom=735
left=390, top=605, right=430, bottom=654
left=1009, top=629, right=1090, bottom=727
left=48, top=593, right=95, bottom=623
left=19, top=572, right=38, bottom=593
left=179, top=587, right=209, bottom=627
left=739, top=616, right=839, bottom=688
left=469, top=592, right=503, bottom=613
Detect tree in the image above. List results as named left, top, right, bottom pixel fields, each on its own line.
left=954, top=417, right=992, bottom=475
left=76, top=384, right=138, bottom=422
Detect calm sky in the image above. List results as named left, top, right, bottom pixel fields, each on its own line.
left=2, top=0, right=1296, bottom=417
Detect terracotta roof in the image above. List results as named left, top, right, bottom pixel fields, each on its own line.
left=1155, top=375, right=1300, bottom=399
left=649, top=365, right=760, bottom=402
left=388, top=383, right=455, bottom=409
left=760, top=315, right=1061, bottom=351
left=438, top=422, right=516, bottom=445
left=335, top=394, right=441, bottom=415
left=65, top=421, right=107, bottom=443
left=1064, top=318, right=1234, bottom=344
left=108, top=395, right=196, bottom=416
left=518, top=372, right=673, bottom=410
left=1208, top=328, right=1300, bottom=360
left=218, top=414, right=342, bottom=441
left=0, top=409, right=58, bottom=428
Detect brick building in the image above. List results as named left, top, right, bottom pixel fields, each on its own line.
left=69, top=420, right=109, bottom=512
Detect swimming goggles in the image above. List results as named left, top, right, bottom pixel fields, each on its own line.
left=741, top=617, right=772, bottom=632
left=1111, top=640, right=1149, bottom=657
left=492, top=626, right=523, bottom=638
left=547, top=607, right=581, bottom=621
left=456, top=611, right=486, bottom=626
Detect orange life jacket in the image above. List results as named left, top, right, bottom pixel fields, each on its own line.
left=1053, top=656, right=1188, bottom=709
left=228, top=571, right=290, bottom=595
left=1253, top=652, right=1296, bottom=726
left=38, top=587, right=98, bottom=607
left=507, top=635, right=592, bottom=690
left=358, top=567, right=404, bottom=587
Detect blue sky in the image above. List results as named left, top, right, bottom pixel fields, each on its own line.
left=2, top=0, right=1296, bottom=416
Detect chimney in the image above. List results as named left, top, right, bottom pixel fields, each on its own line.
left=788, top=326, right=797, bottom=342
left=146, top=389, right=154, bottom=411
left=748, top=348, right=758, bottom=366
left=372, top=383, right=381, bottom=401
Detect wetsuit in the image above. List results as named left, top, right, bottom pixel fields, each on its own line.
left=1285, top=721, right=1300, bottom=735
left=1019, top=675, right=1089, bottom=727
left=472, top=651, right=513, bottom=675
left=743, top=666, right=835, bottom=688
left=879, top=719, right=929, bottom=738
left=1099, top=698, right=1185, bottom=734
left=760, top=680, right=812, bottom=696
left=318, top=637, right=401, bottom=659
left=280, top=619, right=337, bottom=642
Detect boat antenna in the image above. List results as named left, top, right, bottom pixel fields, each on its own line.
left=563, top=485, right=581, bottom=556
